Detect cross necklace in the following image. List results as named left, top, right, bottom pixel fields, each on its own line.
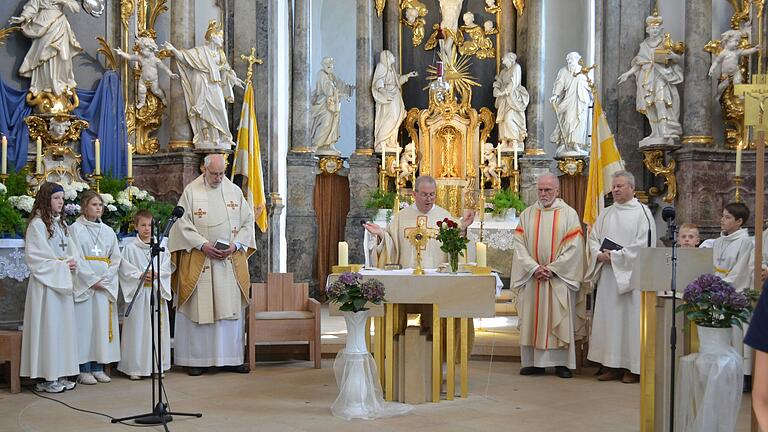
left=84, top=221, right=104, bottom=255
left=53, top=223, right=67, bottom=253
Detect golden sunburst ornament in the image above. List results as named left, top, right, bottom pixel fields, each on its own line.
left=425, top=52, right=480, bottom=109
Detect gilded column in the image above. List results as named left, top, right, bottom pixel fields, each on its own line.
left=681, top=0, right=713, bottom=146
left=291, top=0, right=312, bottom=153
left=521, top=0, right=546, bottom=155
left=168, top=0, right=194, bottom=151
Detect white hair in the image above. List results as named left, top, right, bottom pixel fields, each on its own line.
left=611, top=170, right=635, bottom=188
left=414, top=175, right=436, bottom=192
left=203, top=153, right=226, bottom=168
left=537, top=172, right=560, bottom=188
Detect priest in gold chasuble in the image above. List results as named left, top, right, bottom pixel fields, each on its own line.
left=511, top=174, right=585, bottom=377
left=168, top=154, right=256, bottom=374
left=364, top=176, right=474, bottom=268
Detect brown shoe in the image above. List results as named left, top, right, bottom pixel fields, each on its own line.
left=621, top=371, right=639, bottom=383
left=597, top=368, right=622, bottom=381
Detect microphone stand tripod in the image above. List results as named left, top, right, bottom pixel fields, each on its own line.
left=112, top=220, right=202, bottom=430
left=666, top=220, right=679, bottom=432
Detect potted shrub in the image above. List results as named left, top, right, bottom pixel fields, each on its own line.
left=364, top=188, right=396, bottom=223
left=488, top=188, right=525, bottom=220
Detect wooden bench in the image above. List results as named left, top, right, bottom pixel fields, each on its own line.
left=0, top=330, right=22, bottom=393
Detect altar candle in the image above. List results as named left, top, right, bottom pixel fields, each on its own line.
left=338, top=241, right=349, bottom=266
left=395, top=146, right=400, bottom=167
left=381, top=148, right=386, bottom=170
left=35, top=137, right=42, bottom=174
left=496, top=145, right=501, bottom=167
left=411, top=142, right=416, bottom=161
left=513, top=145, right=519, bottom=171
left=127, top=144, right=133, bottom=178
left=1, top=135, right=7, bottom=175
left=736, top=144, right=743, bottom=176
left=476, top=242, right=487, bottom=267
left=94, top=139, right=101, bottom=175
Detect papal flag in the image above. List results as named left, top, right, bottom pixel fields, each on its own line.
left=583, top=98, right=625, bottom=226
left=232, top=81, right=268, bottom=232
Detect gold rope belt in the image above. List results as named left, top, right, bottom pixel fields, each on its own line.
left=85, top=256, right=113, bottom=341
left=714, top=266, right=729, bottom=275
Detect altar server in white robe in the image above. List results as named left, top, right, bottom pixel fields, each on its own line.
left=713, top=202, right=755, bottom=387
left=21, top=182, right=80, bottom=393
left=118, top=210, right=172, bottom=379
left=364, top=175, right=475, bottom=268
left=168, top=154, right=256, bottom=376
left=511, top=173, right=585, bottom=378
left=586, top=170, right=656, bottom=383
left=70, top=190, right=121, bottom=385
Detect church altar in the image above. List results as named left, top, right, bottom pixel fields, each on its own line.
left=329, top=269, right=498, bottom=402
left=0, top=239, right=29, bottom=281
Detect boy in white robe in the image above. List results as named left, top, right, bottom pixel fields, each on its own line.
left=21, top=182, right=80, bottom=393
left=118, top=210, right=173, bottom=379
left=70, top=190, right=121, bottom=384
left=713, top=202, right=754, bottom=390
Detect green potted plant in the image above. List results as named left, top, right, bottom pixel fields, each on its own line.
left=488, top=188, right=525, bottom=220
left=364, top=188, right=397, bottom=222
left=0, top=184, right=25, bottom=238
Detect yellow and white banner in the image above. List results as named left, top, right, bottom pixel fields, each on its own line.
left=583, top=98, right=624, bottom=226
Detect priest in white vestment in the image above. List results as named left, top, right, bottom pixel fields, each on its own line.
left=511, top=174, right=584, bottom=378
left=118, top=210, right=173, bottom=379
left=713, top=202, right=755, bottom=385
left=71, top=191, right=122, bottom=385
left=586, top=171, right=656, bottom=383
left=169, top=154, right=256, bottom=375
left=21, top=182, right=81, bottom=393
left=364, top=175, right=474, bottom=268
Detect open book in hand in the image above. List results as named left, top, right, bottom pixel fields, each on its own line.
left=600, top=237, right=623, bottom=251
left=214, top=239, right=230, bottom=251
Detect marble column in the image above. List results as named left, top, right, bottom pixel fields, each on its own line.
left=355, top=0, right=383, bottom=152
left=521, top=0, right=546, bottom=155
left=168, top=0, right=194, bottom=151
left=681, top=0, right=713, bottom=147
left=286, top=153, right=319, bottom=288
left=291, top=0, right=312, bottom=153
left=498, top=2, right=516, bottom=60
left=383, top=0, right=400, bottom=60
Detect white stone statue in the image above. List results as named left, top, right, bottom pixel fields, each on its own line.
left=310, top=57, right=355, bottom=155
left=485, top=0, right=501, bottom=14
left=709, top=29, right=760, bottom=100
left=397, top=142, right=417, bottom=184
left=493, top=52, right=529, bottom=152
left=550, top=52, right=591, bottom=157
left=437, top=0, right=464, bottom=58
left=481, top=142, right=500, bottom=184
left=372, top=50, right=417, bottom=153
left=82, top=0, right=105, bottom=17
left=115, top=37, right=179, bottom=109
left=163, top=20, right=244, bottom=150
left=48, top=116, right=71, bottom=139
left=483, top=20, right=498, bottom=35
left=617, top=12, right=683, bottom=148
left=10, top=0, right=84, bottom=96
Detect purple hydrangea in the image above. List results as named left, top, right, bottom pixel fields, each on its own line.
left=326, top=279, right=346, bottom=301
left=680, top=273, right=752, bottom=328
left=360, top=279, right=385, bottom=303
left=339, top=272, right=362, bottom=286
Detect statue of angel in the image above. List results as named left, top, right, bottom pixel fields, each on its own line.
left=115, top=37, right=179, bottom=109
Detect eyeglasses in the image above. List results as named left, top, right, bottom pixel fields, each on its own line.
left=417, top=192, right=436, bottom=199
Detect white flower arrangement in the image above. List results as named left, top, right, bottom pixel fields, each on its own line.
left=100, top=192, right=115, bottom=205
left=0, top=183, right=6, bottom=195
left=106, top=204, right=117, bottom=212
left=8, top=195, right=35, bottom=213
left=60, top=181, right=89, bottom=201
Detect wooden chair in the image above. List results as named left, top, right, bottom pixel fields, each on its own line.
left=247, top=273, right=321, bottom=369
left=0, top=330, right=22, bottom=393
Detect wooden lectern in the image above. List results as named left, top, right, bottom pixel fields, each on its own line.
left=630, top=247, right=713, bottom=432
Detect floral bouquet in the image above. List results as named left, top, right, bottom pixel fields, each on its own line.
left=436, top=217, right=468, bottom=272
left=676, top=273, right=753, bottom=329
left=327, top=272, right=386, bottom=313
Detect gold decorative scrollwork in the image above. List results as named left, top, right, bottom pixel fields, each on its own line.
left=319, top=156, right=344, bottom=175
left=478, top=107, right=495, bottom=145
left=375, top=0, right=386, bottom=16
left=513, top=0, right=525, bottom=16
left=25, top=115, right=89, bottom=147
left=643, top=149, right=677, bottom=203
left=0, top=26, right=20, bottom=46
left=399, top=0, right=427, bottom=47
left=556, top=157, right=585, bottom=176
left=404, top=108, right=420, bottom=146
left=96, top=37, right=119, bottom=70
left=120, top=0, right=135, bottom=30
left=425, top=53, right=479, bottom=118
left=26, top=89, right=79, bottom=115
left=126, top=91, right=162, bottom=155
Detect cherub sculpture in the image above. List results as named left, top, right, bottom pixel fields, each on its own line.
left=708, top=29, right=760, bottom=100
left=115, top=37, right=179, bottom=109
left=400, top=0, right=428, bottom=47
left=458, top=12, right=494, bottom=59
left=481, top=142, right=500, bottom=185
left=485, top=0, right=501, bottom=14
left=398, top=142, right=418, bottom=185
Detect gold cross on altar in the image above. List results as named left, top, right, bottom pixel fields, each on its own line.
left=226, top=200, right=239, bottom=210
left=735, top=74, right=768, bottom=130
left=193, top=208, right=207, bottom=218
left=239, top=47, right=263, bottom=84
left=404, top=216, right=437, bottom=275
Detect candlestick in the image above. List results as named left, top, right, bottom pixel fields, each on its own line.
left=94, top=139, right=101, bottom=175
left=496, top=145, right=501, bottom=168
left=513, top=145, right=519, bottom=171
left=395, top=146, right=400, bottom=168
left=476, top=241, right=487, bottom=267
left=338, top=241, right=349, bottom=266
left=35, top=137, right=42, bottom=174
left=735, top=143, right=743, bottom=177
left=127, top=143, right=133, bottom=178
left=411, top=142, right=416, bottom=161
left=1, top=135, right=6, bottom=175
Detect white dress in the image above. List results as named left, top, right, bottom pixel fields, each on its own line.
left=117, top=237, right=172, bottom=376
left=70, top=216, right=121, bottom=365
left=20, top=216, right=80, bottom=381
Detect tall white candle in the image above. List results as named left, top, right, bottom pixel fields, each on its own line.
left=411, top=142, right=416, bottom=161
left=476, top=242, right=487, bottom=267
left=127, top=144, right=133, bottom=178
left=513, top=145, right=519, bottom=171
left=1, top=135, right=7, bottom=175
left=381, top=148, right=386, bottom=170
left=94, top=139, right=101, bottom=175
left=35, top=137, right=42, bottom=174
left=396, top=147, right=400, bottom=168
left=496, top=146, right=501, bottom=168
left=338, top=241, right=349, bottom=266
left=736, top=145, right=743, bottom=176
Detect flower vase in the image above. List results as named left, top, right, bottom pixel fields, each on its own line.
left=449, top=252, right=459, bottom=273
left=676, top=325, right=743, bottom=432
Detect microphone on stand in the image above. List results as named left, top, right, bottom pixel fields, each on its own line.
left=662, top=206, right=676, bottom=241
left=160, top=206, right=185, bottom=239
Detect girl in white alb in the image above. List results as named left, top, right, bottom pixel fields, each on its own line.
left=70, top=190, right=121, bottom=384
